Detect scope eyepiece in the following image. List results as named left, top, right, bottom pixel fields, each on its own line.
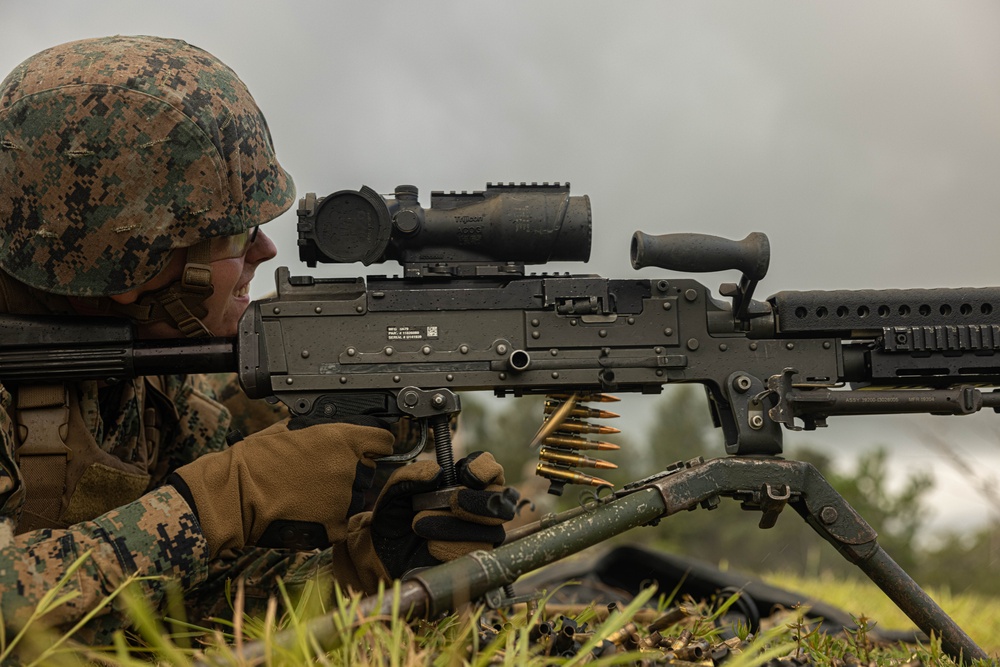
left=297, top=182, right=591, bottom=277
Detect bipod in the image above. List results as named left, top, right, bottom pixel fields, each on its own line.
left=207, top=457, right=989, bottom=667
left=634, top=456, right=988, bottom=664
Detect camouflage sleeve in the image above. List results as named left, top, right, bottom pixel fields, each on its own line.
left=160, top=372, right=287, bottom=461
left=0, top=485, right=209, bottom=636
left=196, top=372, right=288, bottom=437
left=191, top=513, right=391, bottom=621
left=154, top=374, right=241, bottom=475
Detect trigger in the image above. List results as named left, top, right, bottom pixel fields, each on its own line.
left=381, top=419, right=428, bottom=463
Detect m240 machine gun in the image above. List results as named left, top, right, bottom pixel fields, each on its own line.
left=1, top=183, right=994, bottom=663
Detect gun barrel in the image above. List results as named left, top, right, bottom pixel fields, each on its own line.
left=770, top=287, right=1000, bottom=335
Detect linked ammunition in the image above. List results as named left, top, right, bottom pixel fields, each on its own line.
left=542, top=435, right=620, bottom=451
left=539, top=446, right=617, bottom=470
left=529, top=394, right=578, bottom=448
left=535, top=391, right=621, bottom=493
left=536, top=463, right=612, bottom=488
left=543, top=403, right=621, bottom=420
left=552, top=419, right=620, bottom=435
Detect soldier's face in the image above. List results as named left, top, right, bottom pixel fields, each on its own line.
left=199, top=228, right=278, bottom=336
left=104, top=228, right=278, bottom=338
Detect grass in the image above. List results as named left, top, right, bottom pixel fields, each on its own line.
left=761, top=570, right=1000, bottom=656
left=3, top=554, right=997, bottom=666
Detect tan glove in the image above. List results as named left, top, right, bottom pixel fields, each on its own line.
left=367, top=451, right=519, bottom=578
left=170, top=418, right=394, bottom=558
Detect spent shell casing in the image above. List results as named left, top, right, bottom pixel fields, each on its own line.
left=674, top=640, right=711, bottom=662
left=648, top=606, right=689, bottom=632
left=671, top=629, right=693, bottom=651
left=605, top=622, right=638, bottom=646
left=542, top=435, right=620, bottom=451
left=553, top=419, right=621, bottom=435
left=536, top=463, right=613, bottom=488
left=543, top=404, right=621, bottom=420
left=539, top=446, right=617, bottom=470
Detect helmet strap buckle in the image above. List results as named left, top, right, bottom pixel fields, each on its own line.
left=180, top=240, right=214, bottom=296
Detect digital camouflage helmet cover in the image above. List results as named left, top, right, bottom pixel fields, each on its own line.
left=0, top=35, right=295, bottom=332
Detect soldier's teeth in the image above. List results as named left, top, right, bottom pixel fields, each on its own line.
left=235, top=284, right=250, bottom=298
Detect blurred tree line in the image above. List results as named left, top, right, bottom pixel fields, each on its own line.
left=456, top=386, right=1000, bottom=597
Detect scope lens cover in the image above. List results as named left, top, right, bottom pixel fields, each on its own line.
left=313, top=187, right=391, bottom=265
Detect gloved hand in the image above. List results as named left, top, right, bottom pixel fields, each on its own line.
left=170, top=417, right=394, bottom=558
left=368, top=451, right=519, bottom=578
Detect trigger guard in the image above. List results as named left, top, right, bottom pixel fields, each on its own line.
left=380, top=421, right=428, bottom=464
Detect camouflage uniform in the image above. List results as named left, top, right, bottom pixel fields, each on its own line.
left=0, top=36, right=351, bottom=643
left=0, top=36, right=514, bottom=647
left=0, top=270, right=366, bottom=643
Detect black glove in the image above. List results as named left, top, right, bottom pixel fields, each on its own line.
left=369, top=451, right=519, bottom=578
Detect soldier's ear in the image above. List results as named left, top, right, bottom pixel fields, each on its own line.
left=107, top=249, right=186, bottom=305
left=109, top=289, right=141, bottom=305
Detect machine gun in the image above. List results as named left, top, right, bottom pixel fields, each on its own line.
left=0, top=182, right=994, bottom=663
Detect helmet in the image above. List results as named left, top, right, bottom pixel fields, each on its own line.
left=0, top=35, right=295, bottom=298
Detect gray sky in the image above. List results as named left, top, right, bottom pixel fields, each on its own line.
left=2, top=1, right=999, bottom=534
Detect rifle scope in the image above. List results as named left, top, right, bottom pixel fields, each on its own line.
left=297, top=182, right=591, bottom=277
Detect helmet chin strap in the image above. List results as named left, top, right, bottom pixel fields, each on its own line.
left=101, top=241, right=216, bottom=338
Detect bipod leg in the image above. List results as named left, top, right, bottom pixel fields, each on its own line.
left=213, top=457, right=987, bottom=667
left=642, top=457, right=989, bottom=664
left=790, top=467, right=989, bottom=665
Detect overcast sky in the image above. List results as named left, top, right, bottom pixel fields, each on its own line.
left=2, top=1, right=998, bottom=534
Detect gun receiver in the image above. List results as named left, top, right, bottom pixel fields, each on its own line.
left=239, top=223, right=1000, bottom=459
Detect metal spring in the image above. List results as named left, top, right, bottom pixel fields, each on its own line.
left=431, top=414, right=458, bottom=487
